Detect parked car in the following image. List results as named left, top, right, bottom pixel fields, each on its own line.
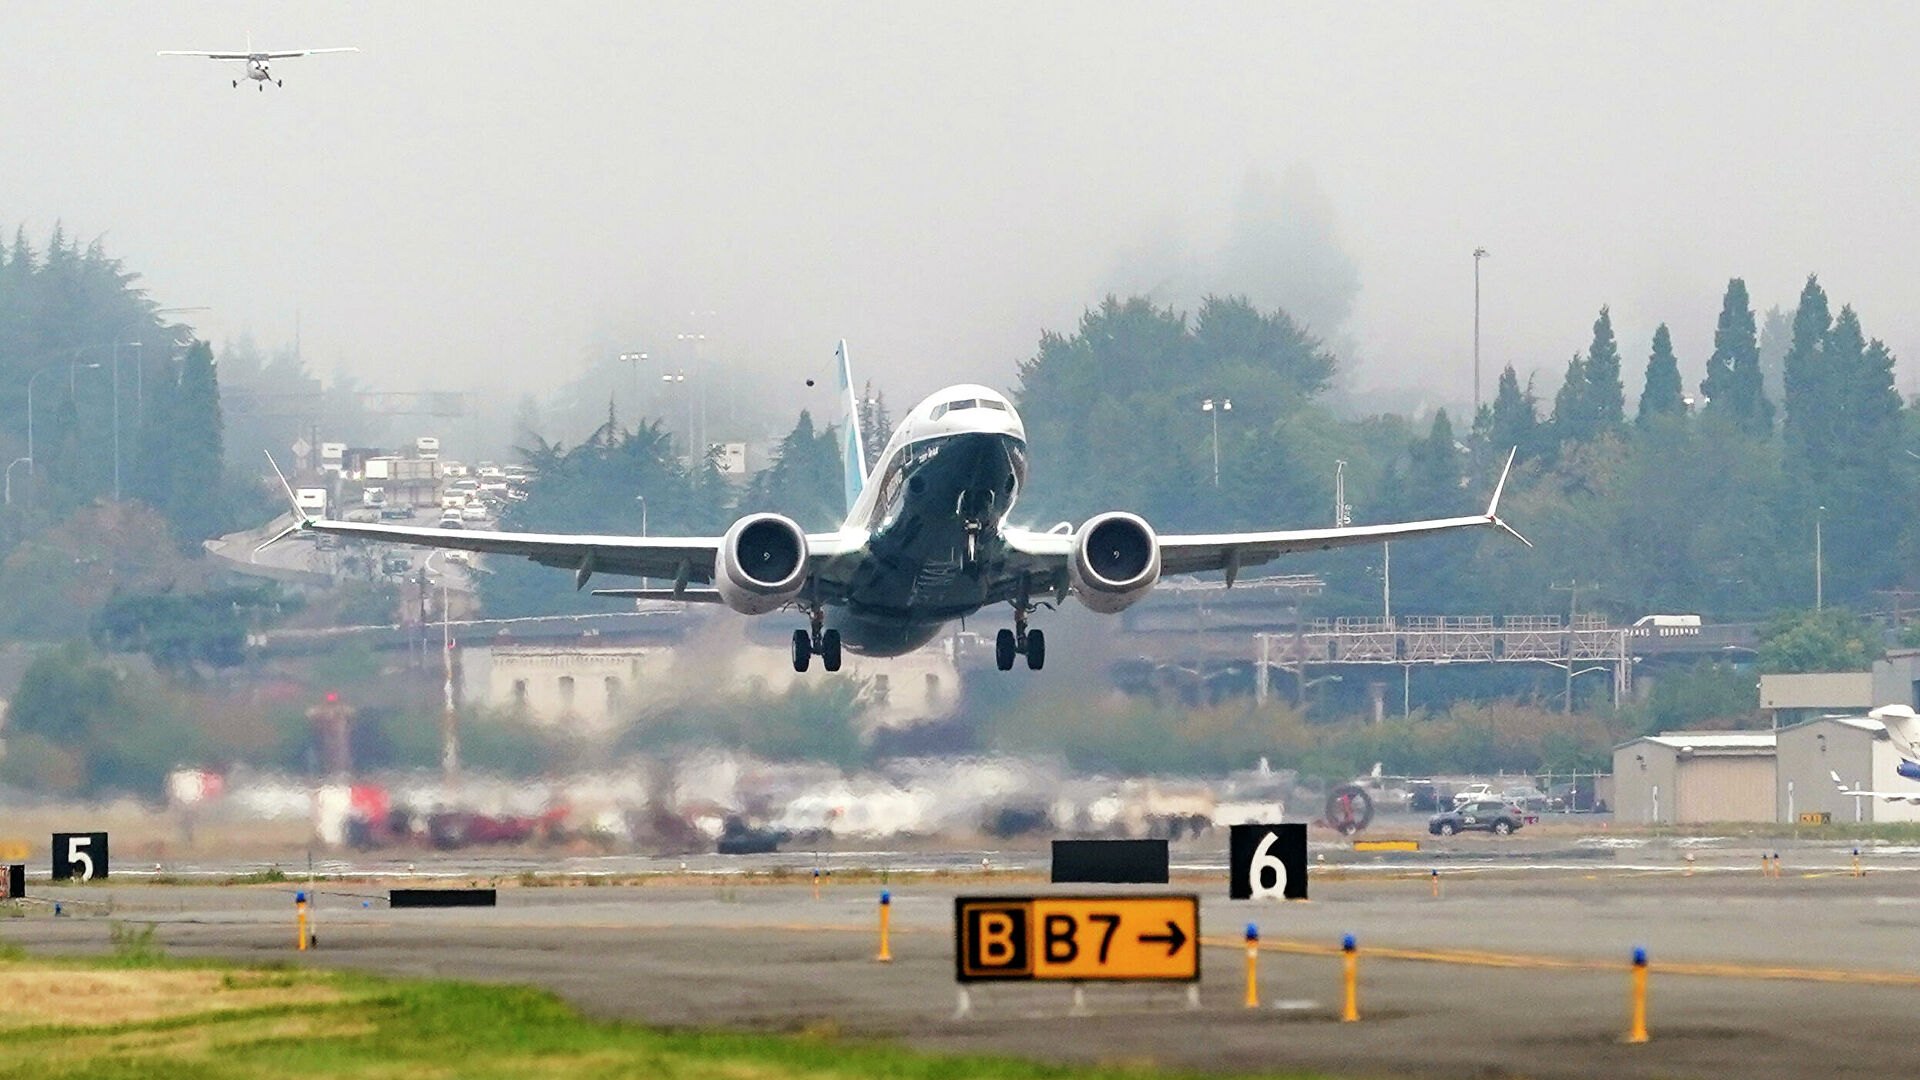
left=1429, top=799, right=1530, bottom=836
left=1450, top=783, right=1495, bottom=807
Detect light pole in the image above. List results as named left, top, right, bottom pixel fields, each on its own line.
left=635, top=495, right=648, bottom=589
left=662, top=371, right=692, bottom=463
left=25, top=360, right=102, bottom=505
left=1201, top=397, right=1232, bottom=486
left=1815, top=504, right=1826, bottom=611
left=676, top=332, right=706, bottom=451
left=426, top=550, right=458, bottom=780
left=617, top=351, right=648, bottom=421
left=1473, top=247, right=1488, bottom=414
left=4, top=458, right=27, bottom=506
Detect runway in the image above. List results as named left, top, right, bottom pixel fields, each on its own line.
left=5, top=842, right=1915, bottom=1079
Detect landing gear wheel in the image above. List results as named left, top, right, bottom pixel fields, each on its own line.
left=232, top=79, right=238, bottom=88
left=1024, top=628, right=1045, bottom=670
left=258, top=83, right=265, bottom=92
left=277, top=79, right=284, bottom=87
left=791, top=629, right=811, bottom=673
left=820, top=629, right=842, bottom=672
left=995, top=628, right=1016, bottom=671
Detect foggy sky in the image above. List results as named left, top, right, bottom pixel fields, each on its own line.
left=5, top=2, right=1918, bottom=426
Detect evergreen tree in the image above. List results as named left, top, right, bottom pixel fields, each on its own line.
left=1782, top=274, right=1834, bottom=462
left=738, top=410, right=844, bottom=530
left=856, top=381, right=892, bottom=472
left=166, top=341, right=224, bottom=544
left=1636, top=323, right=1685, bottom=427
left=1551, top=353, right=1590, bottom=445
left=1700, top=278, right=1772, bottom=434
left=1486, top=365, right=1538, bottom=458
left=1581, top=306, right=1625, bottom=429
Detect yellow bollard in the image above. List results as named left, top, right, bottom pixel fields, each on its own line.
left=1243, top=924, right=1260, bottom=1009
left=1340, top=934, right=1359, bottom=1022
left=1625, top=947, right=1649, bottom=1043
left=1684, top=853, right=1694, bottom=877
left=875, top=891, right=893, bottom=963
left=1430, top=869, right=1440, bottom=898
left=812, top=869, right=820, bottom=901
left=295, top=891, right=308, bottom=951
left=1853, top=848, right=1862, bottom=878
left=1772, top=852, right=1782, bottom=878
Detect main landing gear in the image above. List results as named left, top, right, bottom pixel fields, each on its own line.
left=995, top=605, right=1045, bottom=671
left=791, top=608, right=842, bottom=673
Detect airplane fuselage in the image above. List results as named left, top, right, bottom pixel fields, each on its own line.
left=824, top=386, right=1030, bottom=656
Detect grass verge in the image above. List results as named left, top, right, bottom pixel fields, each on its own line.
left=0, top=951, right=1324, bottom=1080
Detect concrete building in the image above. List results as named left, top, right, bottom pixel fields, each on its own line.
left=1775, top=714, right=1920, bottom=824
left=1760, top=651, right=1920, bottom=728
left=1760, top=673, right=1873, bottom=728
left=1612, top=732, right=1777, bottom=825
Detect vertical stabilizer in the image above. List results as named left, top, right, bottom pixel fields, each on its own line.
left=836, top=340, right=867, bottom=517
left=1872, top=704, right=1920, bottom=762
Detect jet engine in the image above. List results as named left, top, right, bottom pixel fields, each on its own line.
left=713, top=513, right=810, bottom=614
left=1070, top=512, right=1161, bottom=613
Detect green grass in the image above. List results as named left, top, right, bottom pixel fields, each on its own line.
left=0, top=952, right=1327, bottom=1080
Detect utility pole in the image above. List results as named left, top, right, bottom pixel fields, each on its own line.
left=1551, top=579, right=1599, bottom=714
left=1473, top=247, right=1489, bottom=414
left=1815, top=505, right=1826, bottom=611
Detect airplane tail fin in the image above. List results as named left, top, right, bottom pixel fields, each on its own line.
left=1871, top=704, right=1920, bottom=761
left=836, top=340, right=868, bottom=517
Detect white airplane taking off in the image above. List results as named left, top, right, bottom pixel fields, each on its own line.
left=279, top=343, right=1529, bottom=673
left=1831, top=705, right=1920, bottom=803
left=160, top=35, right=358, bottom=90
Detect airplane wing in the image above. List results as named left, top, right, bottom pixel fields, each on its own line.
left=1830, top=771, right=1920, bottom=803
left=262, top=47, right=360, bottom=58
left=157, top=51, right=253, bottom=60
left=1004, top=448, right=1528, bottom=583
left=299, top=518, right=864, bottom=591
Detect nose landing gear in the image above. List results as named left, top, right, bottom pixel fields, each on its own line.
left=994, top=604, right=1045, bottom=671
left=790, top=608, right=842, bottom=673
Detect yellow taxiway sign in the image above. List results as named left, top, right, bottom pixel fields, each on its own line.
left=955, top=895, right=1199, bottom=982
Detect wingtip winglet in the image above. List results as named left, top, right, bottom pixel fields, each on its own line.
left=262, top=451, right=312, bottom=529
left=1486, top=447, right=1517, bottom=517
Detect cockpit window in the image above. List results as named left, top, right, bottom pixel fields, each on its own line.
left=930, top=399, right=980, bottom=420
left=979, top=399, right=1008, bottom=411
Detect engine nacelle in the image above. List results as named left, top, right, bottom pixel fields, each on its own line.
left=1070, top=512, right=1161, bottom=614
left=713, top=513, right=810, bottom=615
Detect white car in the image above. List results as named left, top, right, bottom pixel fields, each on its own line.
left=440, top=461, right=469, bottom=478
left=477, top=465, right=504, bottom=479
left=461, top=503, right=490, bottom=522
left=437, top=511, right=465, bottom=529
left=1451, top=783, right=1495, bottom=807
left=440, top=493, right=467, bottom=510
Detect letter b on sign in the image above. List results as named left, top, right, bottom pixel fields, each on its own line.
left=1229, top=824, right=1305, bottom=900
left=958, top=901, right=1030, bottom=979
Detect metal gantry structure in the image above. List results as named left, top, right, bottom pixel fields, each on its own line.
left=1253, top=613, right=1632, bottom=712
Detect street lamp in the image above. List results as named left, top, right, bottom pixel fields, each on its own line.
left=23, top=360, right=103, bottom=507
left=1473, top=247, right=1489, bottom=414
left=617, top=351, right=649, bottom=420
left=661, top=371, right=693, bottom=461
left=1815, top=504, right=1826, bottom=611
left=1200, top=397, right=1232, bottom=487
left=635, top=495, right=649, bottom=589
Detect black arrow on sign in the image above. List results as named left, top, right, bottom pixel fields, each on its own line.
left=1138, top=920, right=1187, bottom=956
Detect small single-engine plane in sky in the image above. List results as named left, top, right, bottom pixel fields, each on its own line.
left=270, top=343, right=1528, bottom=674
left=159, top=34, right=358, bottom=90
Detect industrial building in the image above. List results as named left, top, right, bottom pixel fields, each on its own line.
left=1775, top=714, right=1920, bottom=824
left=1612, top=732, right=1777, bottom=824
